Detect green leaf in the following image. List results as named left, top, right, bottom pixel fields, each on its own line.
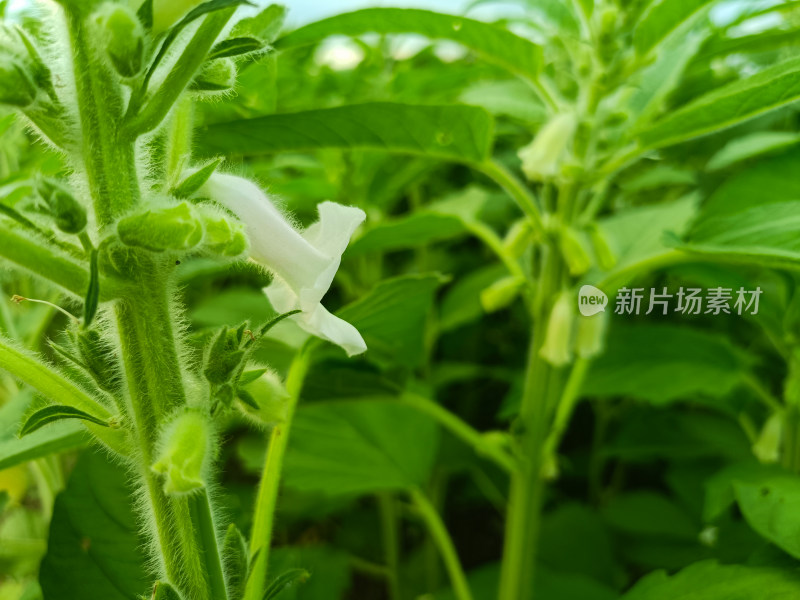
left=284, top=400, right=440, bottom=496
left=707, top=131, right=800, bottom=171
left=137, top=0, right=153, bottom=30
left=40, top=451, right=150, bottom=600
left=634, top=0, right=716, bottom=56
left=348, top=212, right=466, bottom=255
left=584, top=325, right=752, bottom=405
left=19, top=404, right=110, bottom=437
left=640, top=57, right=800, bottom=149
left=196, top=103, right=494, bottom=163
left=263, top=568, right=311, bottom=600
left=440, top=264, right=507, bottom=332
left=208, top=36, right=265, bottom=60
left=0, top=393, right=86, bottom=471
left=275, top=8, right=541, bottom=83
left=144, top=0, right=250, bottom=87
left=223, top=524, right=248, bottom=600
left=735, top=474, right=800, bottom=559
left=172, top=158, right=223, bottom=199
left=602, top=491, right=698, bottom=541
left=337, top=274, right=445, bottom=367
left=83, top=249, right=99, bottom=327
left=704, top=461, right=786, bottom=523
left=267, top=547, right=350, bottom=600
left=621, top=560, right=800, bottom=599
left=232, top=3, right=286, bottom=43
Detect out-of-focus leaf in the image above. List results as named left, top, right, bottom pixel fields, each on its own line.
left=735, top=474, right=800, bottom=559
left=639, top=57, right=800, bottom=149
left=284, top=400, right=439, bottom=496
left=232, top=4, right=286, bottom=42
left=348, top=212, right=466, bottom=255
left=268, top=546, right=349, bottom=600
left=275, top=9, right=542, bottom=83
left=459, top=80, right=547, bottom=123
left=39, top=451, right=149, bottom=600
left=191, top=288, right=274, bottom=328
left=621, top=560, right=800, bottom=599
left=634, top=0, right=715, bottom=56
left=440, top=264, right=507, bottom=332
left=705, top=461, right=787, bottom=523
left=196, top=103, right=494, bottom=164
left=0, top=393, right=85, bottom=471
left=263, top=568, right=310, bottom=599
left=338, top=274, right=445, bottom=367
left=602, top=491, right=698, bottom=540
left=707, top=132, right=800, bottom=171
left=584, top=325, right=752, bottom=405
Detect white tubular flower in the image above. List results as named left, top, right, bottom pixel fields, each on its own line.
left=202, top=173, right=367, bottom=357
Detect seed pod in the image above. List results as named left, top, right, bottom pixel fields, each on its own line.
left=95, top=4, right=144, bottom=78
left=518, top=113, right=577, bottom=182
left=117, top=201, right=203, bottom=252
left=539, top=291, right=575, bottom=367
left=36, top=178, right=87, bottom=234
left=0, top=53, right=37, bottom=107
left=152, top=410, right=211, bottom=494
left=192, top=58, right=237, bottom=93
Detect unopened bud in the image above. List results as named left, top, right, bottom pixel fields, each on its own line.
left=559, top=227, right=593, bottom=276
left=117, top=202, right=203, bottom=252
left=518, top=113, right=577, bottom=181
left=575, top=311, right=607, bottom=359
left=152, top=410, right=211, bottom=494
left=239, top=371, right=290, bottom=427
left=480, top=276, right=525, bottom=313
left=503, top=220, right=533, bottom=258
left=0, top=54, right=37, bottom=107
left=539, top=291, right=575, bottom=367
left=588, top=224, right=617, bottom=271
left=192, top=58, right=236, bottom=93
left=36, top=179, right=87, bottom=234
left=95, top=4, right=144, bottom=78
left=753, top=413, right=783, bottom=464
left=201, top=212, right=249, bottom=257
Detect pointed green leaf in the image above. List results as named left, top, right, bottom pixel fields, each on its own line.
left=152, top=581, right=184, bottom=600
left=276, top=8, right=541, bottom=84
left=735, top=475, right=800, bottom=559
left=262, top=568, right=310, bottom=600
left=137, top=0, right=153, bottom=30
left=208, top=36, right=265, bottom=60
left=634, top=0, right=716, bottom=56
left=20, top=404, right=110, bottom=437
left=640, top=57, right=800, bottom=149
left=196, top=103, right=494, bottom=164
left=707, top=131, right=800, bottom=171
left=222, top=523, right=249, bottom=600
left=232, top=4, right=286, bottom=43
left=239, top=368, right=267, bottom=386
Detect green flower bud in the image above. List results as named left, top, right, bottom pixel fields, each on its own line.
left=480, top=276, right=525, bottom=313
left=117, top=201, right=203, bottom=252
left=152, top=410, right=211, bottom=495
left=0, top=54, right=37, bottom=107
left=559, top=227, right=593, bottom=276
left=36, top=179, right=87, bottom=234
left=503, top=220, right=533, bottom=259
left=192, top=58, right=236, bottom=93
left=95, top=4, right=144, bottom=77
left=239, top=370, right=290, bottom=427
left=575, top=311, right=607, bottom=359
left=753, top=413, right=783, bottom=464
left=518, top=113, right=577, bottom=182
left=588, top=224, right=617, bottom=271
left=201, top=211, right=249, bottom=257
left=539, top=291, right=575, bottom=367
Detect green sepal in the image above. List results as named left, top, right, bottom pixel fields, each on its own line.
left=236, top=388, right=259, bottom=410
left=19, top=404, right=112, bottom=437
left=172, top=159, right=222, bottom=199
left=117, top=202, right=203, bottom=252
left=151, top=580, right=184, bottom=600
left=191, top=58, right=236, bottom=92
left=83, top=249, right=100, bottom=328
left=208, top=37, right=266, bottom=61
left=0, top=52, right=37, bottom=107
left=137, top=0, right=154, bottom=30
left=239, top=368, right=267, bottom=386
left=222, top=523, right=249, bottom=600
left=204, top=326, right=245, bottom=384
left=263, top=568, right=311, bottom=600
left=200, top=211, right=248, bottom=257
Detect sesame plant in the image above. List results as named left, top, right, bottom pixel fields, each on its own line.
left=5, top=1, right=800, bottom=600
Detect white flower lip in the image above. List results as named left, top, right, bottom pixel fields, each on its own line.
left=202, top=173, right=367, bottom=356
